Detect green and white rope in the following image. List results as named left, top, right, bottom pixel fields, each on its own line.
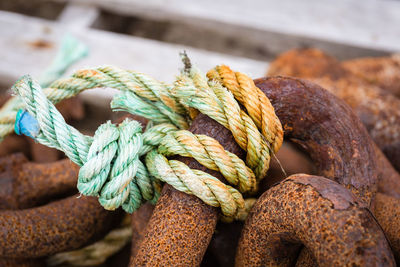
left=0, top=66, right=187, bottom=141
left=173, top=66, right=272, bottom=180
left=12, top=75, right=245, bottom=216
left=145, top=150, right=244, bottom=217
left=11, top=57, right=282, bottom=218
left=13, top=76, right=162, bottom=213
left=158, top=130, right=256, bottom=193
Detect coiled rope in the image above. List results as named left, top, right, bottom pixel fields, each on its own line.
left=10, top=55, right=282, bottom=219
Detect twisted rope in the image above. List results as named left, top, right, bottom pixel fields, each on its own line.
left=173, top=65, right=276, bottom=180
left=207, top=65, right=283, bottom=153
left=145, top=150, right=244, bottom=217
left=158, top=130, right=256, bottom=193
left=1, top=66, right=188, bottom=141
left=12, top=76, right=245, bottom=217
left=12, top=57, right=283, bottom=218
left=13, top=76, right=169, bottom=213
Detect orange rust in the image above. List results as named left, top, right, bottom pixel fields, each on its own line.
left=129, top=203, right=155, bottom=260
left=0, top=154, right=78, bottom=209
left=130, top=76, right=382, bottom=266
left=296, top=191, right=400, bottom=266
left=256, top=77, right=378, bottom=206
left=373, top=193, right=400, bottom=262
left=236, top=174, right=395, bottom=266
left=131, top=114, right=243, bottom=266
left=0, top=155, right=120, bottom=258
left=268, top=49, right=400, bottom=172
left=342, top=55, right=400, bottom=97
left=257, top=77, right=400, bottom=266
left=0, top=195, right=121, bottom=258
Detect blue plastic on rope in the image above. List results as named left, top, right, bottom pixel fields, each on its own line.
left=15, top=109, right=40, bottom=138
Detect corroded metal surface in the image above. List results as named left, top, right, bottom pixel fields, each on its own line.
left=267, top=49, right=400, bottom=172
left=0, top=195, right=120, bottom=258
left=0, top=94, right=120, bottom=260
left=0, top=258, right=45, bottom=267
left=130, top=202, right=155, bottom=259
left=0, top=135, right=30, bottom=158
left=256, top=77, right=378, bottom=206
left=342, top=55, right=400, bottom=97
left=207, top=221, right=243, bottom=267
left=131, top=114, right=244, bottom=266
left=260, top=141, right=315, bottom=191
left=132, top=76, right=383, bottom=266
left=236, top=174, right=395, bottom=267
left=207, top=142, right=315, bottom=267
left=295, top=249, right=317, bottom=267
left=0, top=154, right=78, bottom=209
left=254, top=77, right=398, bottom=266
left=373, top=144, right=400, bottom=198
left=373, top=193, right=400, bottom=262
left=0, top=153, right=27, bottom=173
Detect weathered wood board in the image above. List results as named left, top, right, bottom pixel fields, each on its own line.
left=58, top=0, right=400, bottom=59
left=0, top=10, right=268, bottom=104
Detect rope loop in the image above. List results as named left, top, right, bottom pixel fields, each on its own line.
left=173, top=61, right=282, bottom=181
left=158, top=130, right=257, bottom=193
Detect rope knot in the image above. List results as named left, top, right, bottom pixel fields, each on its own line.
left=11, top=58, right=284, bottom=220
left=78, top=119, right=148, bottom=212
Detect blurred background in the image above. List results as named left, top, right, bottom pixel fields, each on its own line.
left=0, top=2, right=399, bottom=266
left=0, top=0, right=399, bottom=103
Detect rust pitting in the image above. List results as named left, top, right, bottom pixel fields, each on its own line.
left=288, top=174, right=357, bottom=210
left=0, top=154, right=78, bottom=209
left=0, top=155, right=120, bottom=258
left=131, top=114, right=243, bottom=266
left=0, top=195, right=121, bottom=258
left=267, top=49, right=400, bottom=172
left=245, top=76, right=400, bottom=266
left=255, top=77, right=378, bottom=207
left=131, top=76, right=391, bottom=266
left=235, top=174, right=395, bottom=266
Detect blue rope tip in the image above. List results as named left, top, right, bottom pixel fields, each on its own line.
left=15, top=109, right=40, bottom=139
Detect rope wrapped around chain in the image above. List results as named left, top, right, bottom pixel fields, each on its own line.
left=11, top=58, right=283, bottom=219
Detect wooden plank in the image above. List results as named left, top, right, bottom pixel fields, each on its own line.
left=57, top=3, right=100, bottom=29
left=60, top=0, right=400, bottom=59
left=0, top=10, right=268, bottom=105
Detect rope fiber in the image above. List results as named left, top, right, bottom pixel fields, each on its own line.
left=10, top=55, right=282, bottom=219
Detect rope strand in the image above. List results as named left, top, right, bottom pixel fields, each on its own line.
left=11, top=57, right=283, bottom=219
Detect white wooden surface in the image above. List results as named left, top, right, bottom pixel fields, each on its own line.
left=0, top=10, right=268, bottom=105
left=1, top=0, right=399, bottom=104
left=59, top=0, right=400, bottom=58
left=57, top=3, right=100, bottom=30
